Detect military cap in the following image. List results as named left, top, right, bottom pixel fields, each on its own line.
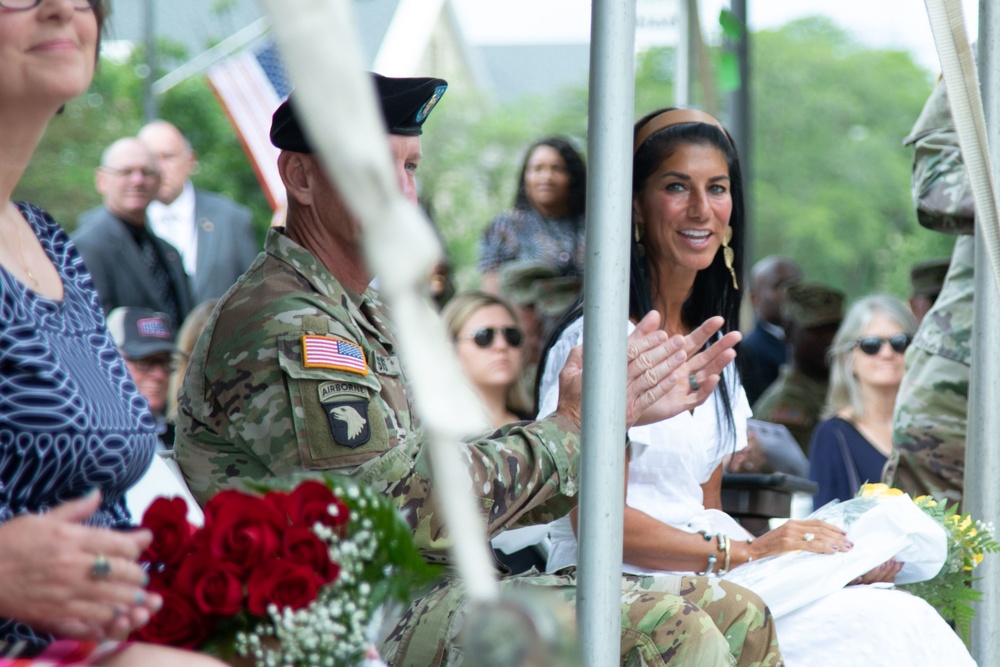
left=784, top=282, right=844, bottom=328
left=910, top=258, right=950, bottom=296
left=106, top=307, right=176, bottom=359
left=499, top=260, right=582, bottom=317
left=270, top=73, right=448, bottom=152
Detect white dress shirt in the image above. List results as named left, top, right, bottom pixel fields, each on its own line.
left=148, top=181, right=198, bottom=277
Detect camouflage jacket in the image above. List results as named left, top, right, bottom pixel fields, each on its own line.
left=904, top=78, right=974, bottom=235
left=751, top=365, right=828, bottom=454
left=174, top=228, right=581, bottom=558
left=904, top=78, right=973, bottom=365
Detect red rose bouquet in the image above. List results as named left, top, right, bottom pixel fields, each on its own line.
left=132, top=474, right=440, bottom=665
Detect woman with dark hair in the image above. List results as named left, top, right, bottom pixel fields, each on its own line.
left=536, top=108, right=972, bottom=666
left=0, top=1, right=224, bottom=664
left=478, top=136, right=587, bottom=292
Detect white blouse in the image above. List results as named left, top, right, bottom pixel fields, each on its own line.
left=537, top=316, right=752, bottom=574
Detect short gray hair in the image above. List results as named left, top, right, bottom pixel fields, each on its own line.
left=824, top=294, right=917, bottom=419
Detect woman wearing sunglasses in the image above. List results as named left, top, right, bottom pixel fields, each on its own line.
left=809, top=296, right=917, bottom=509
left=442, top=291, right=531, bottom=429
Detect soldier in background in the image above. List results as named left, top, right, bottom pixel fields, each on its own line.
left=498, top=259, right=582, bottom=414
left=753, top=282, right=844, bottom=454
left=908, top=257, right=950, bottom=324
left=174, top=76, right=777, bottom=665
left=883, top=78, right=973, bottom=506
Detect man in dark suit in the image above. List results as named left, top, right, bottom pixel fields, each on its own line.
left=740, top=256, right=802, bottom=405
left=73, top=137, right=194, bottom=328
left=138, top=120, right=260, bottom=303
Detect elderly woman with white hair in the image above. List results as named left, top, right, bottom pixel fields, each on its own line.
left=808, top=295, right=917, bottom=508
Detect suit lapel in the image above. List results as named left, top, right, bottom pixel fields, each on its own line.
left=193, top=190, right=218, bottom=297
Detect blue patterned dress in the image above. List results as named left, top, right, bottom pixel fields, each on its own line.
left=477, top=207, right=586, bottom=277
left=0, top=202, right=157, bottom=655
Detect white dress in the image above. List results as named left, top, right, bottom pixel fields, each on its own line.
left=538, top=316, right=975, bottom=667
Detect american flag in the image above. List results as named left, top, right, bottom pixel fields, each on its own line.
left=206, top=40, right=290, bottom=212
left=301, top=336, right=368, bottom=375
left=137, top=317, right=171, bottom=338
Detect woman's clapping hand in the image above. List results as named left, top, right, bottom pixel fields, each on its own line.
left=633, top=315, right=741, bottom=426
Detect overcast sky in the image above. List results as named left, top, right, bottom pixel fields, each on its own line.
left=451, top=0, right=980, bottom=73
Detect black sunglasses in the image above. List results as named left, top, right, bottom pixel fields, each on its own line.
left=464, top=327, right=523, bottom=349
left=854, top=334, right=911, bottom=356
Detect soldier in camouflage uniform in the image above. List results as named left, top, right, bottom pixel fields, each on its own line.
left=174, top=75, right=782, bottom=666
left=752, top=283, right=844, bottom=454
left=908, top=257, right=950, bottom=324
left=883, top=77, right=972, bottom=506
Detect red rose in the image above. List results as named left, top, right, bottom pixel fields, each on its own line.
left=286, top=480, right=350, bottom=534
left=246, top=560, right=325, bottom=617
left=202, top=490, right=285, bottom=575
left=131, top=589, right=214, bottom=648
left=140, top=497, right=196, bottom=567
left=175, top=553, right=245, bottom=617
left=264, top=490, right=291, bottom=517
left=282, top=526, right=340, bottom=584
left=147, top=565, right=176, bottom=593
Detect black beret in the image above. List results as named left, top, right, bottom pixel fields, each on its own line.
left=270, top=73, right=448, bottom=153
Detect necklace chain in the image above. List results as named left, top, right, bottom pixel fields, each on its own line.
left=7, top=206, right=39, bottom=288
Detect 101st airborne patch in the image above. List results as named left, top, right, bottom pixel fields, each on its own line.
left=319, top=380, right=372, bottom=448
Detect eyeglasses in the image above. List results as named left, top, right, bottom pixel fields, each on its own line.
left=100, top=166, right=159, bottom=179
left=128, top=357, right=177, bottom=373
left=0, top=0, right=97, bottom=10
left=463, top=327, right=523, bottom=349
left=854, top=334, right=911, bottom=356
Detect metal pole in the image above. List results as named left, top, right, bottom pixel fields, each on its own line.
left=968, top=8, right=1000, bottom=660
left=143, top=0, right=158, bottom=122
left=726, top=0, right=751, bottom=261
left=674, top=0, right=689, bottom=106
left=578, top=0, right=636, bottom=664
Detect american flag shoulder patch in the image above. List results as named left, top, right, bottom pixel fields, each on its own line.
left=301, top=335, right=368, bottom=376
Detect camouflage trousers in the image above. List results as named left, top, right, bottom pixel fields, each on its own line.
left=379, top=569, right=782, bottom=666
left=883, top=347, right=969, bottom=506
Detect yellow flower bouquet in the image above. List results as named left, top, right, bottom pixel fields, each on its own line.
left=857, top=484, right=999, bottom=641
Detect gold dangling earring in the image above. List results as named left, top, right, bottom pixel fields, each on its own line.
left=722, top=227, right=738, bottom=290
left=634, top=221, right=645, bottom=257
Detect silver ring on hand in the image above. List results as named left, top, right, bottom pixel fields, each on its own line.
left=803, top=533, right=815, bottom=542
left=688, top=374, right=700, bottom=392
left=91, top=554, right=112, bottom=580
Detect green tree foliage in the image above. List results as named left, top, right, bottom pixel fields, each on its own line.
left=14, top=15, right=954, bottom=303
left=15, top=45, right=270, bottom=241
left=419, top=89, right=587, bottom=289
left=750, top=17, right=954, bottom=299
left=419, top=48, right=673, bottom=291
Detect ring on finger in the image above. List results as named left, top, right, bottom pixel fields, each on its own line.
left=803, top=532, right=815, bottom=542
left=688, top=373, right=700, bottom=392
left=91, top=554, right=112, bottom=580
